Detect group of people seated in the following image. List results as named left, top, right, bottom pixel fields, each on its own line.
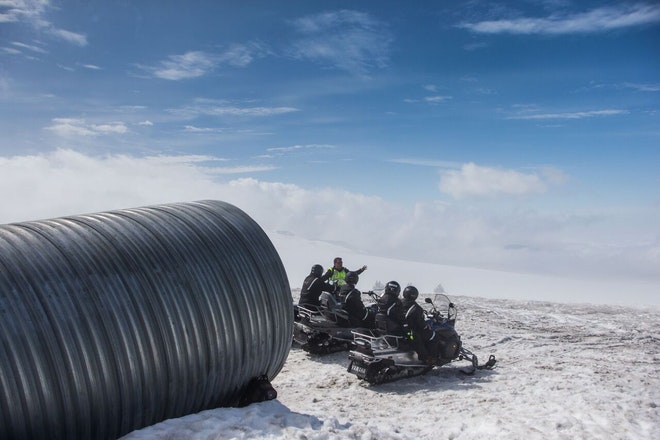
left=297, top=257, right=445, bottom=363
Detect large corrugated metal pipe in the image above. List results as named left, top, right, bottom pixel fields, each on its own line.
left=0, top=200, right=292, bottom=439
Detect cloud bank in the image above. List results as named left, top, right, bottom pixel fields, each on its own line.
left=1, top=149, right=658, bottom=287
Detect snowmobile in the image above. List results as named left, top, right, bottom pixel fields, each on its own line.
left=347, top=294, right=496, bottom=384
left=293, top=290, right=380, bottom=355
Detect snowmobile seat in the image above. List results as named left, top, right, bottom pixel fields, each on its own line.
left=320, top=292, right=350, bottom=325
left=295, top=303, right=324, bottom=322
left=375, top=312, right=405, bottom=337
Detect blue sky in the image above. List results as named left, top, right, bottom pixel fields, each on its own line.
left=1, top=1, right=659, bottom=300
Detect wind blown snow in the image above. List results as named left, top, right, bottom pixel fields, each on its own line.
left=123, top=293, right=659, bottom=439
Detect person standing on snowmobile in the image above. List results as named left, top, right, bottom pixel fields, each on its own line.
left=298, top=264, right=334, bottom=307
left=401, top=285, right=442, bottom=363
left=336, top=271, right=375, bottom=328
left=326, top=257, right=367, bottom=288
left=375, top=281, right=405, bottom=336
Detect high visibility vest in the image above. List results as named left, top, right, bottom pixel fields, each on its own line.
left=328, top=267, right=347, bottom=286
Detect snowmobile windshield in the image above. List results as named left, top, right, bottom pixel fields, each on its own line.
left=423, top=294, right=457, bottom=323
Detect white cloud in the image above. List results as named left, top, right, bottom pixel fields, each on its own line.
left=151, top=51, right=217, bottom=80
left=146, top=44, right=266, bottom=80
left=424, top=95, right=452, bottom=104
left=170, top=101, right=299, bottom=119
left=2, top=0, right=87, bottom=45
left=0, top=0, right=48, bottom=23
left=266, top=144, right=334, bottom=153
left=183, top=125, right=218, bottom=133
left=143, top=154, right=226, bottom=164
left=44, top=118, right=96, bottom=136
left=460, top=3, right=660, bottom=34
left=93, top=123, right=128, bottom=134
left=439, top=162, right=551, bottom=198
left=509, top=109, right=627, bottom=120
left=206, top=106, right=297, bottom=117
left=45, top=118, right=128, bottom=137
left=389, top=157, right=461, bottom=168
left=624, top=82, right=660, bottom=92
left=464, top=41, right=489, bottom=51
left=12, top=41, right=46, bottom=53
left=289, top=10, right=392, bottom=76
left=208, top=166, right=276, bottom=174
left=1, top=46, right=23, bottom=55
left=47, top=27, right=87, bottom=46
left=218, top=42, right=268, bottom=67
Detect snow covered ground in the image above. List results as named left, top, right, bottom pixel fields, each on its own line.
left=123, top=293, right=659, bottom=439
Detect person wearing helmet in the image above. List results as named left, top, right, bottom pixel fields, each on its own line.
left=326, top=257, right=368, bottom=288
left=336, top=271, right=375, bottom=327
left=298, top=264, right=334, bottom=307
left=401, top=285, right=440, bottom=363
left=375, top=281, right=405, bottom=335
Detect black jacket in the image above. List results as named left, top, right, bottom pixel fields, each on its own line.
left=401, top=297, right=440, bottom=360
left=375, top=292, right=405, bottom=334
left=401, top=298, right=427, bottom=333
left=298, top=272, right=333, bottom=306
left=337, top=283, right=371, bottom=326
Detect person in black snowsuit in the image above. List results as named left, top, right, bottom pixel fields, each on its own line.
left=400, top=285, right=437, bottom=362
left=298, top=264, right=333, bottom=307
left=375, top=281, right=405, bottom=336
left=336, top=271, right=375, bottom=327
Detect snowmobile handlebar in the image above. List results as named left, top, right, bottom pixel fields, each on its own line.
left=423, top=297, right=440, bottom=315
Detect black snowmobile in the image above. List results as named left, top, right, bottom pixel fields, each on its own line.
left=347, top=294, right=496, bottom=384
left=293, top=290, right=380, bottom=355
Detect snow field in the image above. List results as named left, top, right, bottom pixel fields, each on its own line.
left=124, top=294, right=659, bottom=439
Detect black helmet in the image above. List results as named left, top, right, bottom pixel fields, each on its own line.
left=403, top=285, right=419, bottom=301
left=384, top=281, right=401, bottom=296
left=311, top=264, right=324, bottom=277
left=345, top=271, right=359, bottom=285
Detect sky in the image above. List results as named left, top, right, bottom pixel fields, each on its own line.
left=1, top=1, right=659, bottom=301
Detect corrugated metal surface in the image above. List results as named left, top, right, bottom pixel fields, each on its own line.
left=0, top=200, right=292, bottom=440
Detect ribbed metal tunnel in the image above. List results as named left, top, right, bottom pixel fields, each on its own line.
left=0, top=200, right=292, bottom=440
